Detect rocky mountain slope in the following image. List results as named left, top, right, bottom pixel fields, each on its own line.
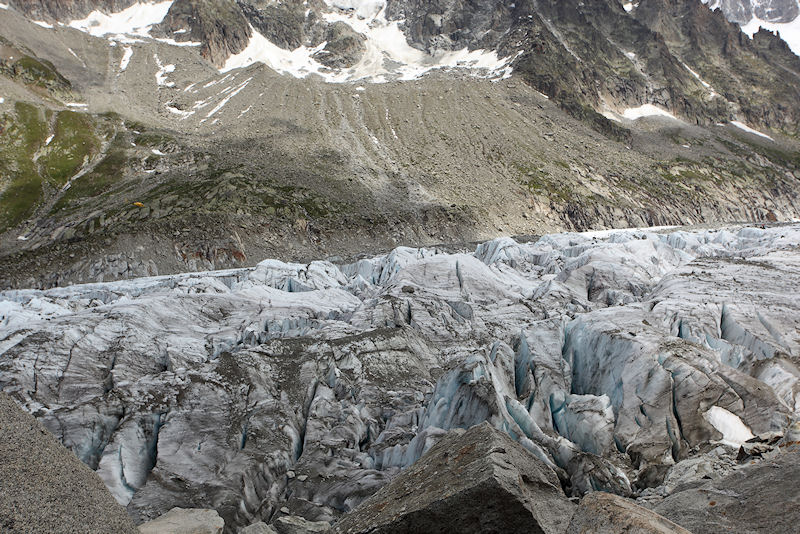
left=1, top=1, right=799, bottom=289
left=2, top=223, right=799, bottom=532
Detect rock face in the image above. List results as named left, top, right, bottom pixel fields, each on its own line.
left=7, top=0, right=138, bottom=22
left=154, top=0, right=252, bottom=67
left=138, top=507, right=225, bottom=534
left=332, top=423, right=575, bottom=534
left=567, top=492, right=690, bottom=534
left=1, top=225, right=800, bottom=531
left=0, top=392, right=138, bottom=534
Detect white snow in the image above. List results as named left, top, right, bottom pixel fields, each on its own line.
left=154, top=54, right=175, bottom=87
left=151, top=149, right=166, bottom=156
left=730, top=120, right=774, bottom=141
left=222, top=5, right=514, bottom=83
left=66, top=103, right=88, bottom=108
left=119, top=46, right=134, bottom=71
left=0, top=97, right=4, bottom=104
left=154, top=37, right=202, bottom=47
left=0, top=4, right=9, bottom=10
left=204, top=78, right=252, bottom=119
left=622, top=104, right=680, bottom=121
left=68, top=1, right=173, bottom=40
left=704, top=406, right=755, bottom=447
left=32, top=20, right=54, bottom=29
left=45, top=134, right=54, bottom=146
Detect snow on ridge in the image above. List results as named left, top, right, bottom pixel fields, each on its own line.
left=223, top=5, right=514, bottom=83
left=741, top=14, right=800, bottom=55
left=730, top=120, right=774, bottom=140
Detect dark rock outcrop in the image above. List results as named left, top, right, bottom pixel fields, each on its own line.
left=312, top=22, right=366, bottom=69
left=332, top=422, right=575, bottom=534
left=154, top=0, right=252, bottom=67
left=0, top=392, right=138, bottom=534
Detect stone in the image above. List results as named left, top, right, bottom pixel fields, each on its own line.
left=567, top=492, right=690, bottom=534
left=273, top=515, right=331, bottom=534
left=653, top=450, right=800, bottom=533
left=241, top=523, right=278, bottom=534
left=332, top=422, right=575, bottom=534
left=138, top=508, right=225, bottom=534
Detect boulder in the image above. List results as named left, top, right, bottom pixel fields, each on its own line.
left=0, top=393, right=137, bottom=534
left=138, top=507, right=224, bottom=534
left=241, top=523, right=278, bottom=534
left=273, top=515, right=331, bottom=534
left=653, top=450, right=800, bottom=533
left=332, top=422, right=575, bottom=534
left=567, top=492, right=690, bottom=534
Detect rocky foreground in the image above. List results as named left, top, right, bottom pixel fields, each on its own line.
left=1, top=223, right=800, bottom=532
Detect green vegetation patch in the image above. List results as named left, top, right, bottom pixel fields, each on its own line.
left=0, top=102, right=48, bottom=231
left=52, top=134, right=128, bottom=212
left=40, top=111, right=100, bottom=185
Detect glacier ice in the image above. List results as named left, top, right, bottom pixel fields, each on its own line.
left=2, top=224, right=800, bottom=527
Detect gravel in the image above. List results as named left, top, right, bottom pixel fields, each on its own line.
left=0, top=393, right=138, bottom=533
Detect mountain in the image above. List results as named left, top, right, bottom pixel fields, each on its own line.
left=0, top=0, right=798, bottom=292
left=703, top=0, right=799, bottom=23
left=2, top=2, right=800, bottom=533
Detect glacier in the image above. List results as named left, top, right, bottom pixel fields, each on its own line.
left=1, top=224, right=799, bottom=528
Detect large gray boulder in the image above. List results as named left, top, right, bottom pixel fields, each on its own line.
left=273, top=515, right=331, bottom=534
left=653, top=449, right=800, bottom=534
left=0, top=392, right=138, bottom=534
left=138, top=507, right=225, bottom=534
left=567, top=492, right=690, bottom=534
left=332, top=422, right=575, bottom=534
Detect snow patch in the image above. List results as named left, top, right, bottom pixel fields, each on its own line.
left=204, top=77, right=252, bottom=119
left=155, top=37, right=201, bottom=47
left=704, top=406, right=754, bottom=447
left=151, top=149, right=166, bottom=156
left=68, top=1, right=173, bottom=41
left=120, top=46, right=134, bottom=72
left=622, top=104, right=680, bottom=121
left=730, top=120, right=774, bottom=141
left=154, top=54, right=175, bottom=87
left=33, top=20, right=54, bottom=29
